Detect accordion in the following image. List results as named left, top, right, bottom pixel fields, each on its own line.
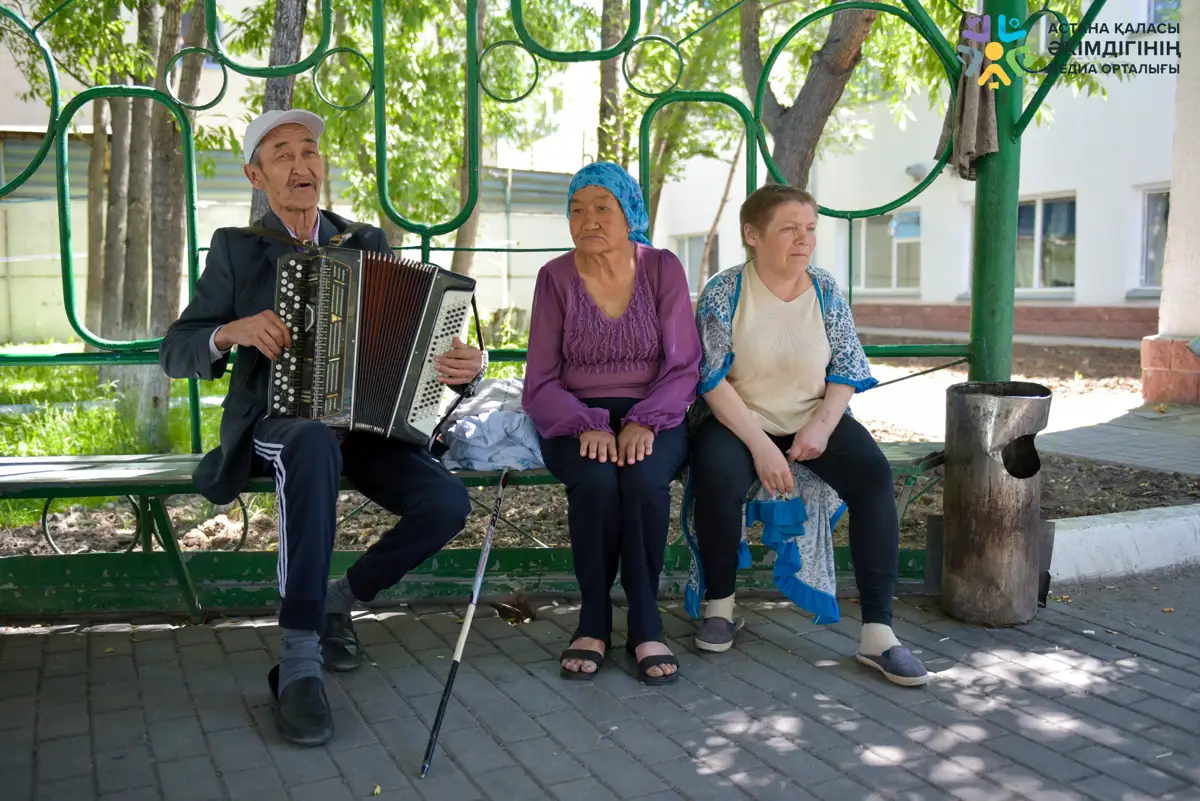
left=267, top=245, right=478, bottom=446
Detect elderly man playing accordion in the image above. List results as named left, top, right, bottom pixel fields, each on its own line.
left=160, top=109, right=485, bottom=746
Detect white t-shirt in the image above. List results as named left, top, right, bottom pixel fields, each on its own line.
left=726, top=262, right=831, bottom=436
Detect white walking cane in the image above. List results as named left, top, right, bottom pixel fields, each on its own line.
left=421, top=468, right=510, bottom=778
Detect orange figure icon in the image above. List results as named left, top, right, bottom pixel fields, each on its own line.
left=978, top=41, right=1010, bottom=89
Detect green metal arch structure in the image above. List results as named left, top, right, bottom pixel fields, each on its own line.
left=0, top=0, right=1110, bottom=617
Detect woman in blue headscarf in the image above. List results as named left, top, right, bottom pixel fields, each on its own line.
left=523, top=162, right=702, bottom=685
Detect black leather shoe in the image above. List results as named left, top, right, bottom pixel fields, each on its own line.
left=320, top=613, right=363, bottom=672
left=268, top=664, right=334, bottom=747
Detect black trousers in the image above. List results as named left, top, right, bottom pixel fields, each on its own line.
left=538, top=398, right=689, bottom=647
left=251, top=416, right=471, bottom=632
left=690, top=413, right=899, bottom=625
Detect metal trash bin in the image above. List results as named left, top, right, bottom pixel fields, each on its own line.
left=941, top=381, right=1052, bottom=627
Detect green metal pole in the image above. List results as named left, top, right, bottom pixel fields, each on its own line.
left=847, top=218, right=854, bottom=307
left=968, top=0, right=1027, bottom=382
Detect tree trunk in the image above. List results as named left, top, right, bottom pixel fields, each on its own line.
left=450, top=0, right=486, bottom=276
left=85, top=98, right=109, bottom=352
left=740, top=0, right=877, bottom=187
left=700, top=132, right=745, bottom=288
left=121, top=1, right=161, bottom=341
left=100, top=74, right=130, bottom=354
left=135, top=0, right=194, bottom=453
left=596, top=0, right=625, bottom=163
left=250, top=0, right=309, bottom=222
left=378, top=214, right=404, bottom=249
left=647, top=105, right=686, bottom=236
left=150, top=0, right=185, bottom=334
left=117, top=2, right=162, bottom=440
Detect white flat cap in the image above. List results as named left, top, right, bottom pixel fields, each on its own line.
left=243, top=109, right=325, bottom=165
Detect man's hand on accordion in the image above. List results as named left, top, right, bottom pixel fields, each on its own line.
left=214, top=310, right=293, bottom=360
left=433, top=336, right=484, bottom=385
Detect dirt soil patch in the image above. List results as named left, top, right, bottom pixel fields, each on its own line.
left=860, top=335, right=1142, bottom=396
left=4, top=421, right=1195, bottom=557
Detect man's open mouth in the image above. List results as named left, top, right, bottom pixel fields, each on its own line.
left=292, top=181, right=315, bottom=190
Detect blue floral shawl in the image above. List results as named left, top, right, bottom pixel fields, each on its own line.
left=680, top=262, right=877, bottom=625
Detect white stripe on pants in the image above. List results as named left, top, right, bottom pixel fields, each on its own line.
left=253, top=439, right=288, bottom=596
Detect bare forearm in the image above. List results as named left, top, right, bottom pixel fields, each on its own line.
left=810, top=382, right=855, bottom=432
left=702, top=380, right=774, bottom=453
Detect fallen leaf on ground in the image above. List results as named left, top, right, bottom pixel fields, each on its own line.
left=373, top=785, right=381, bottom=796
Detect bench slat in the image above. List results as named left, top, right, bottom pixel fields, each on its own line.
left=0, top=442, right=943, bottom=499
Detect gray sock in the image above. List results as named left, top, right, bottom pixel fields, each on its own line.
left=278, top=628, right=323, bottom=692
left=325, top=575, right=357, bottom=616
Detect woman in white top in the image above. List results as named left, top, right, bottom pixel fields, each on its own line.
left=687, top=184, right=929, bottom=687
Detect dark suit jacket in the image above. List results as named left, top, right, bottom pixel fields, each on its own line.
left=160, top=208, right=391, bottom=505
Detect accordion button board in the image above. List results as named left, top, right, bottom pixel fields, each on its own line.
left=268, top=246, right=477, bottom=447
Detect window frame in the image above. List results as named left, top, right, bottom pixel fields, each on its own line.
left=1014, top=194, right=1077, bottom=292
left=1148, top=0, right=1181, bottom=25
left=852, top=209, right=922, bottom=292
left=672, top=232, right=718, bottom=296
left=1140, top=187, right=1170, bottom=288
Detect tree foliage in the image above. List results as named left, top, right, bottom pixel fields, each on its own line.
left=224, top=0, right=596, bottom=244
left=740, top=0, right=1107, bottom=185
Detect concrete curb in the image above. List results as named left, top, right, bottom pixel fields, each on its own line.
left=1048, top=503, right=1200, bottom=583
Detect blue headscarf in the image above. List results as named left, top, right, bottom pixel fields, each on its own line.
left=566, top=161, right=652, bottom=245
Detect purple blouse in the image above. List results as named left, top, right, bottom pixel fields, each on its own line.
left=522, top=244, right=702, bottom=439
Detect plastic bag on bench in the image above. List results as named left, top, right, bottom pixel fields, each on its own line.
left=439, top=378, right=545, bottom=471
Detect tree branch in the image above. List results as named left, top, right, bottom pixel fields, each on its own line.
left=739, top=0, right=784, bottom=132
left=789, top=3, right=877, bottom=112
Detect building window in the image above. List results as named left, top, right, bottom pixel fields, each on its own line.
left=1015, top=197, right=1075, bottom=289
left=1143, top=190, right=1170, bottom=287
left=1149, top=0, right=1180, bottom=25
left=674, top=233, right=719, bottom=292
left=852, top=210, right=921, bottom=290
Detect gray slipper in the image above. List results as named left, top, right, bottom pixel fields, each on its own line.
left=855, top=646, right=930, bottom=686
left=694, top=616, right=744, bottom=653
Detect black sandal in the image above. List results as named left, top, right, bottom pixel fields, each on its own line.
left=559, top=631, right=609, bottom=681
left=626, top=642, right=680, bottom=686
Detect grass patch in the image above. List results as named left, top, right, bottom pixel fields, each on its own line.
left=0, top=364, right=231, bottom=406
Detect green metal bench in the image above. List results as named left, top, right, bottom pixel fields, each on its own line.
left=0, top=442, right=943, bottom=623
left=0, top=0, right=1110, bottom=623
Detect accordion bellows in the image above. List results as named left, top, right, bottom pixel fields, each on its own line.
left=269, top=246, right=476, bottom=446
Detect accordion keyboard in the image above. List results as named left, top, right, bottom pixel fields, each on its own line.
left=405, top=289, right=473, bottom=436
left=270, top=257, right=306, bottom=416
left=270, top=254, right=353, bottom=424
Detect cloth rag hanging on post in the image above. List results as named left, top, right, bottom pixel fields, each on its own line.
left=936, top=13, right=1001, bottom=181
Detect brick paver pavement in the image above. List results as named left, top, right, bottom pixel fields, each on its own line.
left=1038, top=406, right=1200, bottom=476
left=2, top=595, right=1198, bottom=801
